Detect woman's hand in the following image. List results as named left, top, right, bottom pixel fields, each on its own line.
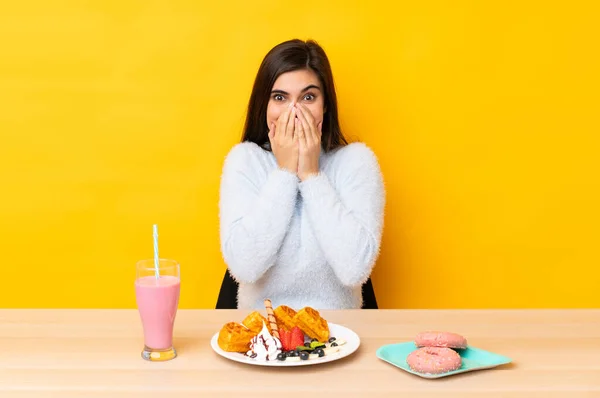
left=268, top=105, right=299, bottom=174
left=295, top=103, right=322, bottom=181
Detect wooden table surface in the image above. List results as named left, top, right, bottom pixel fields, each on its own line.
left=1, top=309, right=599, bottom=397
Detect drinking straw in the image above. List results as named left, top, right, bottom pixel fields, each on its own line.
left=153, top=224, right=160, bottom=279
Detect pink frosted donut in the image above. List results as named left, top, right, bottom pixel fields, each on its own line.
left=414, top=331, right=467, bottom=349
left=406, top=347, right=462, bottom=374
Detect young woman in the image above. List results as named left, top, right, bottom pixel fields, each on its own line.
left=218, top=39, right=385, bottom=310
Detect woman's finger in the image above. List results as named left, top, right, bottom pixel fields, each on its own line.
left=299, top=104, right=319, bottom=145
left=296, top=118, right=307, bottom=152
left=268, top=122, right=276, bottom=142
left=292, top=119, right=299, bottom=146
left=298, top=103, right=316, bottom=131
left=277, top=107, right=291, bottom=139
left=286, top=106, right=296, bottom=138
left=295, top=118, right=303, bottom=142
left=295, top=104, right=315, bottom=142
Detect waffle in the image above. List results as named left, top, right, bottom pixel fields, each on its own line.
left=274, top=305, right=297, bottom=331
left=293, top=307, right=330, bottom=342
left=217, top=322, right=256, bottom=353
left=242, top=311, right=271, bottom=334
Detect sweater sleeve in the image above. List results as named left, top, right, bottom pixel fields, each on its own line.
left=298, top=143, right=385, bottom=287
left=219, top=143, right=299, bottom=283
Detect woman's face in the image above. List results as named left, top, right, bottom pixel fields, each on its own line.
left=266, top=69, right=325, bottom=130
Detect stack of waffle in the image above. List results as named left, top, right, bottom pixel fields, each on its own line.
left=217, top=303, right=330, bottom=353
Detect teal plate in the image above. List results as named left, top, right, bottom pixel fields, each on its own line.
left=376, top=342, right=512, bottom=379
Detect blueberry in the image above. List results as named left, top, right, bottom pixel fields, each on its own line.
left=277, top=352, right=286, bottom=361
left=315, top=348, right=325, bottom=357
left=289, top=350, right=299, bottom=357
left=331, top=342, right=338, bottom=347
left=299, top=351, right=309, bottom=360
left=328, top=337, right=337, bottom=343
left=304, top=342, right=312, bottom=348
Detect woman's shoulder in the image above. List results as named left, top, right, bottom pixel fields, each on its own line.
left=226, top=141, right=269, bottom=158
left=224, top=141, right=272, bottom=167
left=327, top=142, right=381, bottom=169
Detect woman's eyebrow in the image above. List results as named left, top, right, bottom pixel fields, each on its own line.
left=271, top=85, right=322, bottom=95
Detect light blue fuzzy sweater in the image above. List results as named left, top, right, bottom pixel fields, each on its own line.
left=218, top=141, right=385, bottom=310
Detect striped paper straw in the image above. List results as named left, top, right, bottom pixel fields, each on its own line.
left=153, top=224, right=160, bottom=279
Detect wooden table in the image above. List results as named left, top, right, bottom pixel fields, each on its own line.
left=1, top=309, right=599, bottom=397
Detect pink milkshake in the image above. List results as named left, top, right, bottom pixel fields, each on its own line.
left=136, top=275, right=180, bottom=348
left=135, top=259, right=180, bottom=361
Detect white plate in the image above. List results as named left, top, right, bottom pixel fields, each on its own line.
left=210, top=322, right=360, bottom=367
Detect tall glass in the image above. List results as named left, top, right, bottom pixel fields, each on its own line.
left=135, top=259, right=180, bottom=361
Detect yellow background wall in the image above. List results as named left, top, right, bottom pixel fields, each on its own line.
left=1, top=1, right=598, bottom=309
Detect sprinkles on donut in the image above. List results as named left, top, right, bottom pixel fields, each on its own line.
left=406, top=346, right=462, bottom=374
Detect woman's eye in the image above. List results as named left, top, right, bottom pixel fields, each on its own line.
left=303, top=94, right=315, bottom=101
left=273, top=94, right=284, bottom=101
